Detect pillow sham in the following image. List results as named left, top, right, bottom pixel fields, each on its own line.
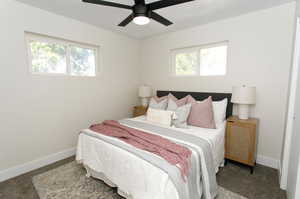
left=167, top=93, right=188, bottom=108
left=149, top=98, right=168, bottom=110
left=187, top=96, right=216, bottom=129
left=146, top=108, right=175, bottom=126
left=213, top=98, right=228, bottom=128
left=152, top=95, right=168, bottom=103
left=167, top=99, right=191, bottom=128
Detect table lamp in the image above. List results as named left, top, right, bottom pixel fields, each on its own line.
left=231, top=86, right=256, bottom=120
left=139, top=85, right=152, bottom=107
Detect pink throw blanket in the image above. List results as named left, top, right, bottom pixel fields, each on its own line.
left=90, top=120, right=192, bottom=180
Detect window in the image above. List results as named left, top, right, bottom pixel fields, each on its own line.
left=171, top=42, right=228, bottom=76
left=26, top=33, right=98, bottom=76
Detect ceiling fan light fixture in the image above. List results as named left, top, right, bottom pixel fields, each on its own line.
left=82, top=0, right=195, bottom=27
left=133, top=16, right=150, bottom=25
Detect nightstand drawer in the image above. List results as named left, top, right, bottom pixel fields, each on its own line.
left=225, top=116, right=258, bottom=172
left=226, top=125, right=253, bottom=163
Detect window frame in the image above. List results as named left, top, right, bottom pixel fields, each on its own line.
left=25, top=32, right=99, bottom=77
left=170, top=41, right=228, bottom=77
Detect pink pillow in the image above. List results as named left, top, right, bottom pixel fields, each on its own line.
left=187, top=96, right=216, bottom=129
left=153, top=95, right=168, bottom=103
left=168, top=93, right=188, bottom=107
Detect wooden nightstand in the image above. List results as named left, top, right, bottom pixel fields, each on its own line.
left=133, top=106, right=148, bottom=117
left=225, top=116, right=258, bottom=173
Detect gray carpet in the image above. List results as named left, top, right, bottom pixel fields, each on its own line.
left=32, top=161, right=247, bottom=199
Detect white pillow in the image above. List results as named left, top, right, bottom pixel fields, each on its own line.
left=167, top=98, right=192, bottom=128
left=212, top=98, right=228, bottom=127
left=149, top=98, right=168, bottom=110
left=146, top=108, right=175, bottom=126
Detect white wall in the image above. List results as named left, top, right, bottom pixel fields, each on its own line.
left=0, top=0, right=140, bottom=174
left=297, top=0, right=300, bottom=16
left=140, top=3, right=296, bottom=163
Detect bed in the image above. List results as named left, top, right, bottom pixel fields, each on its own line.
left=76, top=91, right=232, bottom=199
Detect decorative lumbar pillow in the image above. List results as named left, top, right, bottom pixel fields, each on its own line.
left=187, top=96, right=216, bottom=129
left=149, top=97, right=168, bottom=110
left=167, top=98, right=191, bottom=128
left=213, top=98, right=228, bottom=128
left=167, top=93, right=189, bottom=108
left=146, top=108, right=175, bottom=126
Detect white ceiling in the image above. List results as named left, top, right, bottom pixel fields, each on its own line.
left=16, top=0, right=294, bottom=39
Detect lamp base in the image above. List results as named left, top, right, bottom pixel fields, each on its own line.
left=238, top=104, right=250, bottom=120
left=141, top=98, right=149, bottom=107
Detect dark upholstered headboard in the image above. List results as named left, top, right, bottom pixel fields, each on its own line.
left=157, top=90, right=233, bottom=118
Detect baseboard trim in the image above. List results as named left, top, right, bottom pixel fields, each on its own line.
left=257, top=155, right=280, bottom=169
left=0, top=147, right=76, bottom=182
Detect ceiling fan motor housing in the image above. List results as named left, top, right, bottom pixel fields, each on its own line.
left=133, top=4, right=150, bottom=18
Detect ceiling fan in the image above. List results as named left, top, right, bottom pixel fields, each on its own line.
left=82, top=0, right=195, bottom=26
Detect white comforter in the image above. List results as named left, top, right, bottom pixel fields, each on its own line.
left=76, top=117, right=225, bottom=199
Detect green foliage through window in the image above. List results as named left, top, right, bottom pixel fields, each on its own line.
left=28, top=36, right=97, bottom=76
left=173, top=44, right=227, bottom=76
left=30, top=41, right=67, bottom=73
left=70, top=46, right=96, bottom=76
left=175, top=52, right=197, bottom=75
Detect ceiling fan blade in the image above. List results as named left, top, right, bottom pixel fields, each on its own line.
left=150, top=12, right=173, bottom=26
left=82, top=0, right=132, bottom=9
left=118, top=13, right=134, bottom=26
left=148, top=0, right=194, bottom=10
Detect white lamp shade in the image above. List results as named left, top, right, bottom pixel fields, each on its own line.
left=231, top=86, right=256, bottom=104
left=139, top=85, right=152, bottom=98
